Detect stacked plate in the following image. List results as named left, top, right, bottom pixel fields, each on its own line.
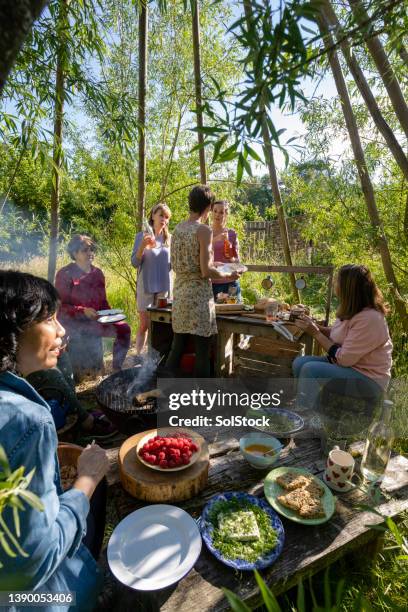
left=97, top=309, right=126, bottom=324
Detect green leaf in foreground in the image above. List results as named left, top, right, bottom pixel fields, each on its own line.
left=254, top=570, right=281, bottom=612
left=222, top=588, right=252, bottom=612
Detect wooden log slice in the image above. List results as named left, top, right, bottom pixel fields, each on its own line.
left=119, top=428, right=209, bottom=502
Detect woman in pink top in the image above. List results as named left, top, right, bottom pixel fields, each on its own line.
left=211, top=200, right=241, bottom=301
left=293, top=264, right=392, bottom=409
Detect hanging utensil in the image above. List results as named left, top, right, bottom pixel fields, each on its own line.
left=262, top=275, right=274, bottom=290
left=295, top=276, right=306, bottom=290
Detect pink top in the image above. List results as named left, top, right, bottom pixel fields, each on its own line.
left=330, top=308, right=393, bottom=387
left=212, top=228, right=239, bottom=285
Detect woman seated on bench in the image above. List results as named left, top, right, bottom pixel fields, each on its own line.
left=55, top=234, right=131, bottom=372
left=293, top=264, right=393, bottom=409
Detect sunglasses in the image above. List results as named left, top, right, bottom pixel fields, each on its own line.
left=80, top=245, right=96, bottom=253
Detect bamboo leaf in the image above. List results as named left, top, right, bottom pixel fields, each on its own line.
left=0, top=446, right=11, bottom=477
left=18, top=490, right=44, bottom=512
left=0, top=531, right=17, bottom=558
left=236, top=154, right=244, bottom=186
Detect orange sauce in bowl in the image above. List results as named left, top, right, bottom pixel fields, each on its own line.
left=245, top=444, right=274, bottom=456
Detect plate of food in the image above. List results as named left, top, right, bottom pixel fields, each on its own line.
left=108, top=504, right=202, bottom=590
left=136, top=430, right=201, bottom=471
left=264, top=467, right=335, bottom=525
left=200, top=491, right=284, bottom=570
left=98, top=313, right=127, bottom=324
left=247, top=407, right=304, bottom=437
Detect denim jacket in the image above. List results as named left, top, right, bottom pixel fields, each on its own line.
left=0, top=372, right=103, bottom=611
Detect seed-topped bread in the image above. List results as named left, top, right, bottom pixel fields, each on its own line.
left=276, top=472, right=312, bottom=491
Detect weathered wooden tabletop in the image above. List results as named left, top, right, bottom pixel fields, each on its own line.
left=104, top=430, right=408, bottom=611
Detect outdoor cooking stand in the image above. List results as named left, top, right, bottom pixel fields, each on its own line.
left=96, top=367, right=158, bottom=434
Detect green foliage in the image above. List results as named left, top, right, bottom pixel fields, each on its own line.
left=0, top=445, right=44, bottom=568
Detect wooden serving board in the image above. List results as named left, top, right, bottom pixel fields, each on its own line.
left=215, top=303, right=245, bottom=313
left=244, top=312, right=267, bottom=319
left=119, top=428, right=209, bottom=502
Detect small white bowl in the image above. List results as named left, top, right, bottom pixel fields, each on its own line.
left=239, top=433, right=282, bottom=469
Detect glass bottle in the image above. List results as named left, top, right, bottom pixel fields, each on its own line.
left=223, top=231, right=233, bottom=259
left=142, top=218, right=154, bottom=238
left=142, top=219, right=156, bottom=247
left=361, top=400, right=394, bottom=482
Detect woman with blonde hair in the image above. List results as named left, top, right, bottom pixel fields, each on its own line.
left=293, top=264, right=393, bottom=409
left=131, top=203, right=172, bottom=354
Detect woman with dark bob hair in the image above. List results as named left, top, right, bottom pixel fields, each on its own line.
left=0, top=271, right=109, bottom=609
left=166, top=185, right=239, bottom=376
left=55, top=234, right=131, bottom=371
left=292, top=264, right=393, bottom=408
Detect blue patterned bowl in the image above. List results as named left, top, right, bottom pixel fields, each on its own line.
left=200, top=491, right=285, bottom=570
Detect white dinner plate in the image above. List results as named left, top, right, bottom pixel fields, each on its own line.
left=107, top=505, right=202, bottom=590
left=217, top=263, right=248, bottom=274
left=97, top=308, right=124, bottom=316
left=98, top=313, right=127, bottom=324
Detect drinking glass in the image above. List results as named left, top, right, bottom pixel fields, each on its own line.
left=265, top=302, right=278, bottom=323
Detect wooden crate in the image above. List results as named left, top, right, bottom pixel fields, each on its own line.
left=233, top=336, right=301, bottom=378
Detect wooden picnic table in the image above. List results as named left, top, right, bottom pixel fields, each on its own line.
left=104, top=428, right=408, bottom=611
left=147, top=307, right=313, bottom=377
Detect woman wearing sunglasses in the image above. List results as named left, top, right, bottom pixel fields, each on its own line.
left=55, top=234, right=131, bottom=372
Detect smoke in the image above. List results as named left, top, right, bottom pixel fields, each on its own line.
left=126, top=349, right=162, bottom=396
left=0, top=198, right=47, bottom=264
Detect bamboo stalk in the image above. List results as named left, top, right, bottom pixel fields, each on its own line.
left=191, top=0, right=207, bottom=184
left=318, top=10, right=408, bottom=332
left=47, top=0, right=67, bottom=283
left=243, top=0, right=299, bottom=301
left=137, top=2, right=148, bottom=231
left=347, top=0, right=408, bottom=140
left=324, top=0, right=408, bottom=182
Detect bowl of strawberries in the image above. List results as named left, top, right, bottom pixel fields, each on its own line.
left=136, top=430, right=201, bottom=471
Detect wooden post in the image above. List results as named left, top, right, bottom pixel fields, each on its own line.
left=191, top=0, right=207, bottom=184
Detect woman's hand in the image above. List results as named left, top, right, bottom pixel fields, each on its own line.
left=73, top=444, right=109, bottom=498
left=83, top=307, right=98, bottom=320
left=295, top=314, right=320, bottom=337
left=142, top=233, right=155, bottom=249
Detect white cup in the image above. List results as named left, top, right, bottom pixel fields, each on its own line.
left=323, top=446, right=355, bottom=492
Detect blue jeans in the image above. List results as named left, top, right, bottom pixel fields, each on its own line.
left=292, top=355, right=383, bottom=410
left=212, top=280, right=241, bottom=300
